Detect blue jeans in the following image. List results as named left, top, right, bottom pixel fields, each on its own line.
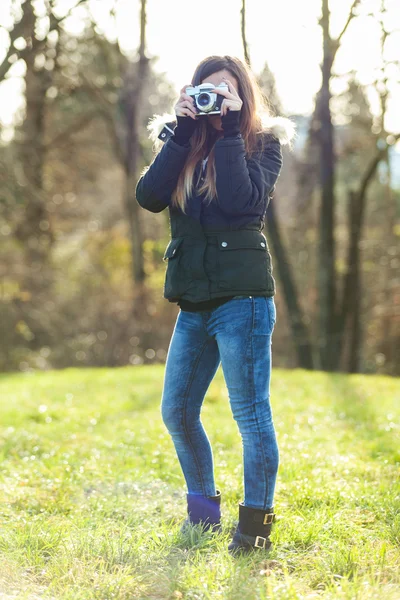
left=161, top=295, right=279, bottom=510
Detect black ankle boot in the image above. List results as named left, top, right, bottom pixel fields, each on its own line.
left=228, top=502, right=276, bottom=556
left=180, top=489, right=222, bottom=534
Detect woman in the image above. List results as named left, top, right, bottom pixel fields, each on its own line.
left=136, top=55, right=295, bottom=556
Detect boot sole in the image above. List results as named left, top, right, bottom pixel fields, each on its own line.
left=228, top=529, right=273, bottom=555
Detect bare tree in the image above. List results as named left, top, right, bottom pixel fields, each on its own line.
left=240, top=0, right=314, bottom=368
left=122, top=0, right=150, bottom=286
left=317, top=0, right=361, bottom=370
left=337, top=2, right=400, bottom=372
left=240, top=0, right=251, bottom=68
left=0, top=0, right=86, bottom=83
left=0, top=0, right=88, bottom=263
left=72, top=0, right=151, bottom=288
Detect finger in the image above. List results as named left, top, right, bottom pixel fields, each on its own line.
left=212, top=88, right=237, bottom=102
left=180, top=99, right=197, bottom=115
left=180, top=84, right=192, bottom=94
left=223, top=103, right=233, bottom=116
left=209, top=86, right=231, bottom=97
left=222, top=79, right=241, bottom=98
left=180, top=93, right=196, bottom=105
left=221, top=100, right=241, bottom=116
left=223, top=78, right=236, bottom=91
left=179, top=107, right=198, bottom=120
left=224, top=99, right=233, bottom=116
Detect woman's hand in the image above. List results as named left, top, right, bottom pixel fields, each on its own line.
left=174, top=84, right=199, bottom=120
left=210, top=77, right=243, bottom=116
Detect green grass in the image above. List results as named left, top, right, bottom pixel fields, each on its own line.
left=0, top=366, right=399, bottom=599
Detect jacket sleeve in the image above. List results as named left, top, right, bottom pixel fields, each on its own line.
left=213, top=133, right=283, bottom=216
left=135, top=137, right=191, bottom=213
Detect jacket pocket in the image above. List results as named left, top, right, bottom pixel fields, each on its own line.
left=163, top=237, right=188, bottom=299
left=216, top=231, right=273, bottom=292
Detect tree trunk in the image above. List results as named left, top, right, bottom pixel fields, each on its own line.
left=241, top=0, right=314, bottom=368
left=342, top=190, right=363, bottom=372
left=123, top=0, right=149, bottom=286
left=338, top=148, right=388, bottom=372
left=267, top=200, right=314, bottom=368
left=317, top=0, right=338, bottom=371
left=14, top=1, right=54, bottom=263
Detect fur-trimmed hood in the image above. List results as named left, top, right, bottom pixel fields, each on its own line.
left=146, top=111, right=296, bottom=146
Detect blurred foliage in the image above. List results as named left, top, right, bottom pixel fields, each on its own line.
left=0, top=0, right=399, bottom=375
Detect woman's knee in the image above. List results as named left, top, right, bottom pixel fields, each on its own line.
left=233, top=396, right=275, bottom=434
left=161, top=398, right=193, bottom=434
left=161, top=398, right=201, bottom=434
left=161, top=398, right=179, bottom=431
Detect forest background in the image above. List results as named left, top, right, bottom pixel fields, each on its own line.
left=0, top=0, right=399, bottom=375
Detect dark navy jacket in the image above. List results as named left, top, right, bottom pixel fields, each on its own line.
left=136, top=127, right=282, bottom=229
left=135, top=118, right=285, bottom=303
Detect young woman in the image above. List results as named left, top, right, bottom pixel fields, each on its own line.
left=136, top=55, right=295, bottom=556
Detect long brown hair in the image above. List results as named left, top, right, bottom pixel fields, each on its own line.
left=154, top=55, right=275, bottom=213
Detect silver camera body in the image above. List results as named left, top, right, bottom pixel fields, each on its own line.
left=185, top=82, right=229, bottom=115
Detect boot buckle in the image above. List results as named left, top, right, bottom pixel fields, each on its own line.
left=263, top=513, right=275, bottom=525
left=255, top=535, right=267, bottom=549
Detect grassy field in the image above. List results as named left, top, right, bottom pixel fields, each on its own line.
left=0, top=366, right=399, bottom=599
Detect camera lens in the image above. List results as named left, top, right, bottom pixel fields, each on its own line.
left=197, top=92, right=212, bottom=107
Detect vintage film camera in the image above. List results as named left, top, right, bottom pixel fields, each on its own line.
left=157, top=81, right=229, bottom=143
left=185, top=81, right=229, bottom=116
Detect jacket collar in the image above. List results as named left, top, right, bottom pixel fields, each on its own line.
left=146, top=111, right=296, bottom=146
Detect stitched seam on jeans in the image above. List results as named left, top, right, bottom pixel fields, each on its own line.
left=250, top=301, right=270, bottom=509
left=182, top=339, right=212, bottom=496
left=265, top=297, right=273, bottom=332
